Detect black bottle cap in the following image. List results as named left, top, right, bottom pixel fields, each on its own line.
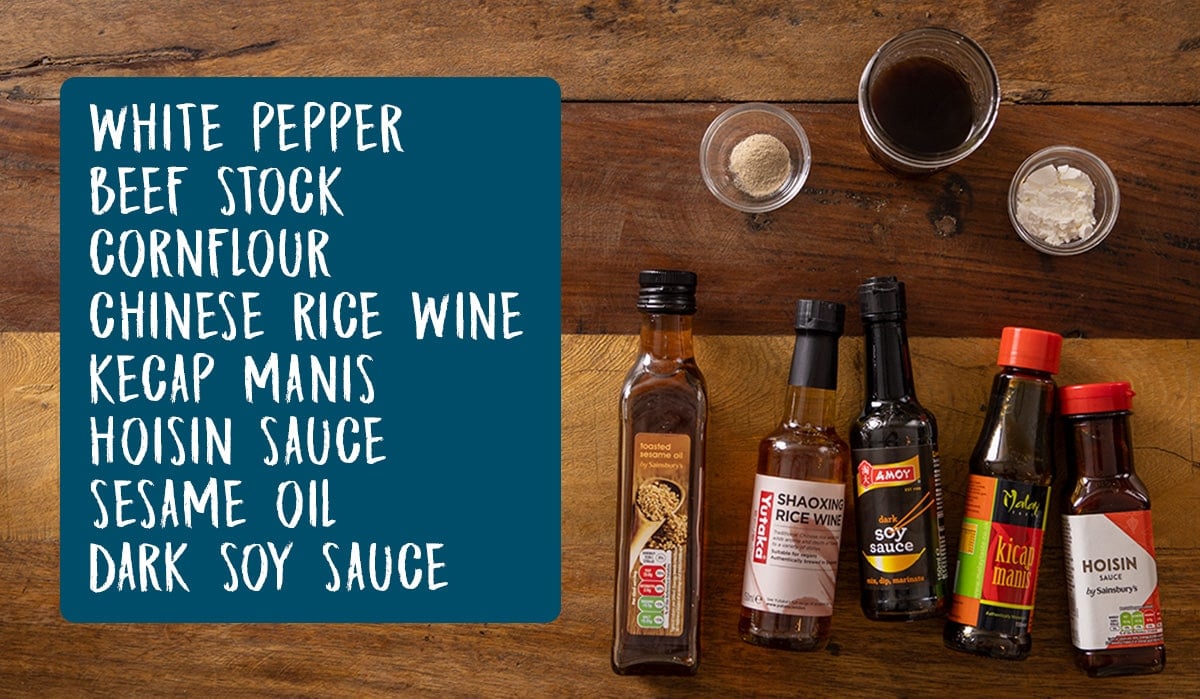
left=794, top=299, right=846, bottom=335
left=637, top=270, right=697, bottom=315
left=789, top=299, right=845, bottom=389
left=858, top=276, right=907, bottom=321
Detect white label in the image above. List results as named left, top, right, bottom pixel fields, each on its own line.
left=740, top=474, right=846, bottom=616
left=1063, top=511, right=1164, bottom=651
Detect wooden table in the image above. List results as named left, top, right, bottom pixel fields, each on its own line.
left=3, top=2, right=1199, bottom=695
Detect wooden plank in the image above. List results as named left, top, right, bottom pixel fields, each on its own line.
left=2, top=541, right=1196, bottom=695
left=1, top=2, right=1198, bottom=103
left=0, top=333, right=57, bottom=541
left=0, top=98, right=58, bottom=332
left=5, top=329, right=1199, bottom=692
left=15, top=101, right=1200, bottom=335
left=562, top=103, right=1200, bottom=337
left=15, top=333, right=1200, bottom=543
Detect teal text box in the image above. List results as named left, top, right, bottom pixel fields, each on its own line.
left=59, top=77, right=561, bottom=622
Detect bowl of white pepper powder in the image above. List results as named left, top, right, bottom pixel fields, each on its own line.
left=700, top=103, right=811, bottom=213
left=1008, top=145, right=1120, bottom=255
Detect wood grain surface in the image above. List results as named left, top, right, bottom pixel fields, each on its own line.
left=562, top=103, right=1200, bottom=337
left=1, top=1, right=1198, bottom=103
left=4, top=0, right=1200, bottom=695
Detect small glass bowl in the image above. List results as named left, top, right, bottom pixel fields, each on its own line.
left=700, top=103, right=811, bottom=213
left=1008, top=145, right=1120, bottom=256
left=858, top=27, right=1000, bottom=175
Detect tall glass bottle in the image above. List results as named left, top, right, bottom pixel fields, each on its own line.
left=945, top=326, right=1062, bottom=660
left=1060, top=382, right=1166, bottom=676
left=612, top=270, right=708, bottom=675
left=849, top=276, right=948, bottom=621
left=739, top=299, right=850, bottom=651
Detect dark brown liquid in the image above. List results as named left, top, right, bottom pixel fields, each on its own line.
left=944, top=370, right=1056, bottom=660
left=613, top=349, right=706, bottom=675
left=1065, top=415, right=1165, bottom=676
left=870, top=56, right=974, bottom=154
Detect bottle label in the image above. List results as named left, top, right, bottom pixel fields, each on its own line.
left=740, top=474, right=846, bottom=617
left=852, top=445, right=948, bottom=590
left=625, top=432, right=690, bottom=636
left=948, top=474, right=1050, bottom=634
left=1063, top=511, right=1164, bottom=651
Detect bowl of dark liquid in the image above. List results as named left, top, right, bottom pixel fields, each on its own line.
left=858, top=28, right=999, bottom=174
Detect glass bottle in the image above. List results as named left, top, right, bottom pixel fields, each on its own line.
left=739, top=299, right=850, bottom=651
left=944, top=326, right=1062, bottom=660
left=612, top=270, right=708, bottom=675
left=849, top=276, right=947, bottom=621
left=1060, top=382, right=1166, bottom=676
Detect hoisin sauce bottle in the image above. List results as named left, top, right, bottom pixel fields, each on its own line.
left=1061, top=382, right=1166, bottom=676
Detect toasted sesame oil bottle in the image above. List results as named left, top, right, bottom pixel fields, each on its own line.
left=612, top=270, right=707, bottom=675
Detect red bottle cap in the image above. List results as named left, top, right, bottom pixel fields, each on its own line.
left=997, top=326, right=1062, bottom=374
left=1059, top=382, right=1135, bottom=416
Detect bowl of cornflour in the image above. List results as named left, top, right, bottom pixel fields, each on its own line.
left=700, top=103, right=811, bottom=213
left=1008, top=145, right=1120, bottom=255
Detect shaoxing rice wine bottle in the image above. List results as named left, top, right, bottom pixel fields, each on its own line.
left=739, top=299, right=849, bottom=651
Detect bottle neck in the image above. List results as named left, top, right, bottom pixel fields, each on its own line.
left=639, top=313, right=694, bottom=361
left=1069, top=413, right=1133, bottom=479
left=788, top=332, right=839, bottom=390
left=783, top=330, right=840, bottom=427
left=863, top=318, right=916, bottom=402
left=782, top=385, right=839, bottom=429
left=972, top=366, right=1057, bottom=479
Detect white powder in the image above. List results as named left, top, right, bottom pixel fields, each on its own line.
left=1015, top=163, right=1097, bottom=246
left=729, top=133, right=791, bottom=198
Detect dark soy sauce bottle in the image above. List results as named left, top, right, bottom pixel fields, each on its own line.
left=849, top=277, right=947, bottom=621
